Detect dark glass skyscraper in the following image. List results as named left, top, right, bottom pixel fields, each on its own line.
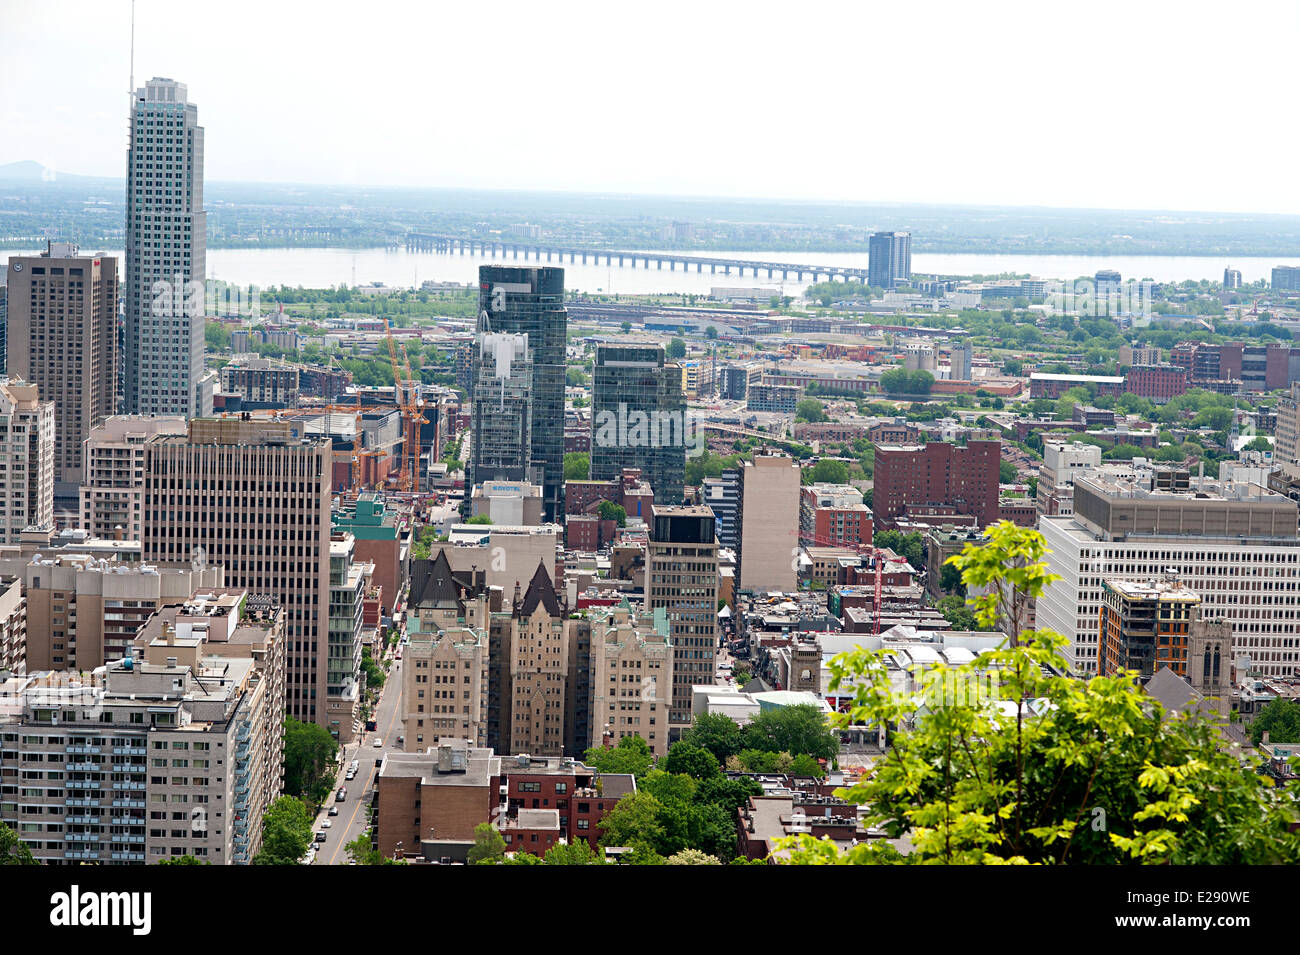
left=590, top=343, right=686, bottom=504
left=472, top=266, right=567, bottom=520
left=868, top=231, right=912, bottom=289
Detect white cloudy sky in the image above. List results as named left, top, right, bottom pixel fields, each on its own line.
left=2, top=0, right=1296, bottom=213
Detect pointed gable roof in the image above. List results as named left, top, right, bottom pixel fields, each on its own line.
left=518, top=561, right=562, bottom=617
left=411, top=550, right=476, bottom=611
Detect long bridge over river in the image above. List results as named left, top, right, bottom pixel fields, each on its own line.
left=404, top=232, right=868, bottom=283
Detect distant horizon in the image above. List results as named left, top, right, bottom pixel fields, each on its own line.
left=3, top=159, right=1299, bottom=223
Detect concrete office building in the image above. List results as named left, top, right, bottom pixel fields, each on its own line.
left=23, top=554, right=224, bottom=672
left=1038, top=475, right=1300, bottom=677
left=473, top=267, right=567, bottom=521
left=736, top=454, right=800, bottom=592
left=0, top=591, right=285, bottom=865
left=141, top=418, right=331, bottom=727
left=79, top=416, right=189, bottom=542
left=6, top=243, right=117, bottom=497
left=589, top=601, right=674, bottom=758
left=124, top=78, right=215, bottom=418
left=0, top=380, right=54, bottom=544
left=470, top=480, right=543, bottom=526
left=645, top=505, right=719, bottom=738
left=868, top=231, right=912, bottom=289
left=1036, top=441, right=1103, bottom=518
left=590, top=343, right=686, bottom=505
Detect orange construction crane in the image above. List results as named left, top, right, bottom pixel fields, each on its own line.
left=381, top=318, right=427, bottom=492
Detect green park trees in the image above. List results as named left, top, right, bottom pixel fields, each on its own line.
left=778, top=524, right=1300, bottom=865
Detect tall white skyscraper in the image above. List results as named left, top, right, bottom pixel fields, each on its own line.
left=125, top=77, right=215, bottom=418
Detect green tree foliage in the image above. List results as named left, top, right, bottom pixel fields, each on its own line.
left=564, top=452, right=590, bottom=481
left=680, top=712, right=747, bottom=763
left=465, top=514, right=493, bottom=525
left=795, top=398, right=826, bottom=423
left=662, top=743, right=721, bottom=779
left=743, top=704, right=839, bottom=762
left=879, top=368, right=934, bottom=396
left=254, top=796, right=314, bottom=865
left=205, top=322, right=232, bottom=351
left=361, top=647, right=386, bottom=692
left=779, top=527, right=1300, bottom=865
left=789, top=753, right=826, bottom=778
left=938, top=562, right=965, bottom=596
left=873, top=529, right=924, bottom=571
left=283, top=717, right=340, bottom=805
left=0, top=821, right=36, bottom=865
left=666, top=338, right=687, bottom=359
left=666, top=848, right=722, bottom=864
left=999, top=459, right=1017, bottom=483
left=947, top=520, right=1059, bottom=645
left=806, top=459, right=850, bottom=485
left=597, top=500, right=627, bottom=527
left=541, top=840, right=607, bottom=865
left=1250, top=698, right=1300, bottom=746
left=705, top=326, right=718, bottom=340
left=583, top=734, right=654, bottom=777
left=158, top=855, right=210, bottom=865
left=935, top=594, right=981, bottom=631
left=468, top=822, right=507, bottom=865
left=566, top=365, right=589, bottom=387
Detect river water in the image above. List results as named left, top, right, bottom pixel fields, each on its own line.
left=7, top=246, right=1298, bottom=295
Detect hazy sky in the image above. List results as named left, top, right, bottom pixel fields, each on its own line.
left=2, top=0, right=1296, bottom=213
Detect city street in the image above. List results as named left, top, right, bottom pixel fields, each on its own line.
left=315, top=650, right=405, bottom=865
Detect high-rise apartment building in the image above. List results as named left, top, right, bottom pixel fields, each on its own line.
left=645, top=505, right=719, bottom=737
left=141, top=418, right=331, bottom=726
left=735, top=454, right=800, bottom=593
left=1039, top=475, right=1300, bottom=677
left=868, top=231, right=912, bottom=289
left=0, top=380, right=54, bottom=543
left=873, top=439, right=1001, bottom=529
left=1272, top=265, right=1300, bottom=292
left=473, top=267, right=567, bottom=521
left=1277, top=384, right=1300, bottom=466
left=1098, top=578, right=1202, bottom=682
left=590, top=343, right=686, bottom=504
left=79, top=415, right=189, bottom=541
left=402, top=552, right=491, bottom=751
left=702, top=469, right=740, bottom=550
left=24, top=554, right=224, bottom=672
left=507, top=563, right=568, bottom=756
left=326, top=534, right=371, bottom=743
left=6, top=243, right=117, bottom=496
left=0, top=591, right=285, bottom=865
left=1224, top=268, right=1243, bottom=290
left=589, top=602, right=674, bottom=758
left=125, top=78, right=215, bottom=419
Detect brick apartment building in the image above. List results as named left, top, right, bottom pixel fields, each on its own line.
left=374, top=742, right=635, bottom=858
left=872, top=439, right=1001, bottom=529
left=1124, top=364, right=1189, bottom=403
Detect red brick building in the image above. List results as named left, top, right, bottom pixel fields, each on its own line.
left=872, top=440, right=1001, bottom=529
left=1124, top=364, right=1189, bottom=403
